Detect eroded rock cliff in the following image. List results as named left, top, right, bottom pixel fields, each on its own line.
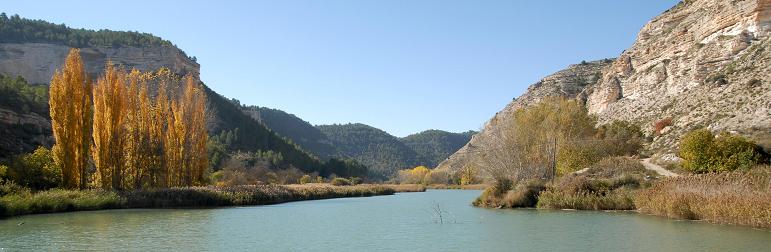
left=0, top=43, right=199, bottom=84
left=438, top=0, right=771, bottom=173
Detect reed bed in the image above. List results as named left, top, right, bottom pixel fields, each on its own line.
left=0, top=184, right=396, bottom=217
left=634, top=166, right=771, bottom=228
left=427, top=184, right=489, bottom=190
left=380, top=184, right=427, bottom=192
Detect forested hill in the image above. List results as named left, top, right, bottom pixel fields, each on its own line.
left=242, top=106, right=338, bottom=160
left=401, top=130, right=476, bottom=168
left=240, top=105, right=476, bottom=177
left=317, top=123, right=421, bottom=178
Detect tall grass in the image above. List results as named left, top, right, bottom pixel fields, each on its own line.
left=0, top=189, right=123, bottom=217
left=0, top=184, right=396, bottom=217
left=635, top=166, right=771, bottom=228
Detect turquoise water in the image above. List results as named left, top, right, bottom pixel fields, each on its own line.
left=1, top=190, right=769, bottom=251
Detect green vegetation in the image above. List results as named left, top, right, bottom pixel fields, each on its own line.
left=0, top=184, right=396, bottom=217
left=474, top=157, right=651, bottom=210
left=318, top=123, right=421, bottom=178
left=242, top=106, right=339, bottom=160
left=0, top=13, right=174, bottom=48
left=0, top=75, right=52, bottom=159
left=679, top=129, right=767, bottom=173
left=0, top=187, right=122, bottom=217
left=401, top=130, right=475, bottom=168
left=635, top=167, right=771, bottom=228
left=330, top=177, right=352, bottom=186
left=4, top=146, right=60, bottom=190
left=0, top=74, right=48, bottom=115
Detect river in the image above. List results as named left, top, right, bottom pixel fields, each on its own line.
left=1, top=190, right=769, bottom=251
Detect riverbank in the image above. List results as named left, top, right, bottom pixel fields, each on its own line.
left=474, top=158, right=771, bottom=229
left=0, top=184, right=399, bottom=218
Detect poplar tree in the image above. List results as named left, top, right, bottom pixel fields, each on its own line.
left=49, top=49, right=92, bottom=189
left=92, top=63, right=127, bottom=190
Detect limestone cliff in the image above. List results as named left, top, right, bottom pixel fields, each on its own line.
left=438, top=0, right=771, bottom=172
left=0, top=43, right=199, bottom=84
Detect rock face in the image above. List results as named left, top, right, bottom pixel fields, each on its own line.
left=0, top=108, right=52, bottom=159
left=0, top=43, right=199, bottom=84
left=438, top=0, right=771, bottom=173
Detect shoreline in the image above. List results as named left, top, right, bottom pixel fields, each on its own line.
left=1, top=184, right=425, bottom=218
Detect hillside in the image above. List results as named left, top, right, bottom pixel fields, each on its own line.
left=401, top=130, right=475, bottom=168
left=0, top=14, right=325, bottom=173
left=242, top=106, right=338, bottom=160
left=241, top=106, right=475, bottom=177
left=317, top=123, right=420, bottom=178
left=438, top=0, right=771, bottom=173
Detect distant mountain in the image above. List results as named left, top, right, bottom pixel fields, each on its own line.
left=242, top=106, right=338, bottom=160
left=237, top=104, right=477, bottom=178
left=401, top=130, right=476, bottom=168
left=317, top=123, right=420, bottom=178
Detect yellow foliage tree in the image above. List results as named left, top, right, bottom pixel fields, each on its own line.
left=92, top=63, right=128, bottom=190
left=49, top=49, right=92, bottom=189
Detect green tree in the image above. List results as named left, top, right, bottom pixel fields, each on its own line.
left=7, top=147, right=61, bottom=190
left=679, top=129, right=766, bottom=173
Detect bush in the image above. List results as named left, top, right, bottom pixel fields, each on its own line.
left=473, top=179, right=546, bottom=208
left=423, top=170, right=450, bottom=185
left=349, top=177, right=363, bottom=185
left=535, top=174, right=641, bottom=210
left=7, top=147, right=61, bottom=190
left=584, top=157, right=657, bottom=179
left=654, top=118, right=673, bottom=135
left=330, top=177, right=352, bottom=186
left=397, top=166, right=430, bottom=184
left=299, top=175, right=311, bottom=184
left=679, top=129, right=766, bottom=173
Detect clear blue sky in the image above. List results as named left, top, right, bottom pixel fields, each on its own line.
left=5, top=0, right=678, bottom=137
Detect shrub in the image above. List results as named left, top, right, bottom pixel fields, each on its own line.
left=679, top=129, right=766, bottom=173
left=423, top=170, right=450, bottom=185
left=315, top=176, right=324, bottom=183
left=299, top=175, right=311, bottom=184
left=584, top=157, right=657, bottom=179
left=535, top=174, right=641, bottom=210
left=349, top=177, right=363, bottom=185
left=330, top=177, right=352, bottom=186
left=595, top=120, right=645, bottom=156
left=7, top=147, right=61, bottom=190
left=653, top=118, right=673, bottom=136
left=397, top=166, right=430, bottom=184
left=635, top=167, right=771, bottom=228
left=473, top=179, right=546, bottom=208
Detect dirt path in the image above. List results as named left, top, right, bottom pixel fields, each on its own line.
left=640, top=158, right=679, bottom=177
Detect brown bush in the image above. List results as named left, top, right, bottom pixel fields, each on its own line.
left=635, top=166, right=771, bottom=228
left=653, top=118, right=673, bottom=136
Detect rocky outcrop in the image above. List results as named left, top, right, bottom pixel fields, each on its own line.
left=0, top=43, right=199, bottom=84
left=439, top=0, right=771, bottom=172
left=0, top=108, right=52, bottom=160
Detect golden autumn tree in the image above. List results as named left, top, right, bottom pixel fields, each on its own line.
left=92, top=63, right=128, bottom=190
left=123, top=69, right=155, bottom=189
left=49, top=48, right=93, bottom=189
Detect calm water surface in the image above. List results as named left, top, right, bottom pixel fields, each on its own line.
left=1, top=190, right=769, bottom=251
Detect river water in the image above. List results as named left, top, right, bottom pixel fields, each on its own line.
left=1, top=190, right=769, bottom=251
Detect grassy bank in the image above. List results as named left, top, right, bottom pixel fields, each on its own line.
left=0, top=184, right=397, bottom=218
left=635, top=167, right=771, bottom=229
left=380, top=184, right=427, bottom=192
